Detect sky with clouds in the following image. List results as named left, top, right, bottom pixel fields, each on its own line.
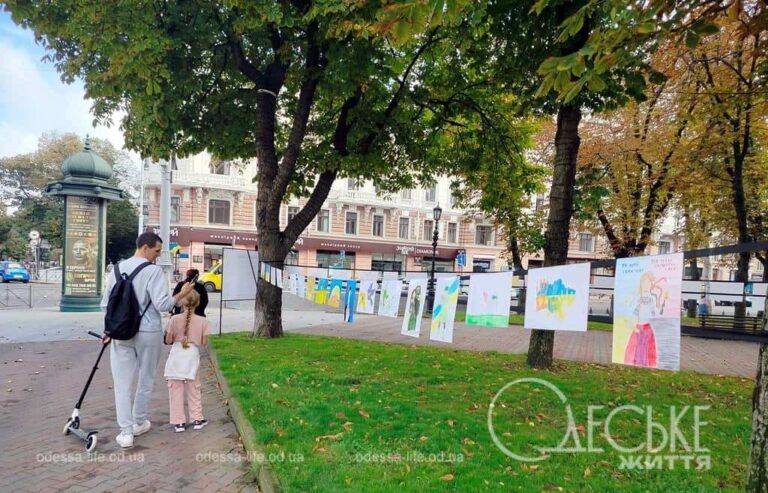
left=0, top=11, right=133, bottom=161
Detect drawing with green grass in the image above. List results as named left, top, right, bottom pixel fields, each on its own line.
left=466, top=272, right=513, bottom=327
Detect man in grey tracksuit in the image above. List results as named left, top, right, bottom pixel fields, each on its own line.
left=100, top=232, right=193, bottom=448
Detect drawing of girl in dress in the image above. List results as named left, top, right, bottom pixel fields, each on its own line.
left=624, top=271, right=668, bottom=367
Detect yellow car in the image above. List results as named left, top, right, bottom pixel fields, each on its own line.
left=199, top=263, right=222, bottom=292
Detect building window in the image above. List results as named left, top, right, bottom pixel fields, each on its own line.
left=373, top=214, right=384, bottom=237
left=372, top=254, right=405, bottom=274
left=423, top=220, right=434, bottom=241
left=579, top=233, right=594, bottom=252
left=142, top=204, right=149, bottom=220
left=345, top=211, right=358, bottom=235
left=658, top=241, right=671, bottom=255
left=421, top=257, right=454, bottom=273
left=171, top=196, right=181, bottom=223
left=447, top=222, right=457, bottom=244
left=317, top=209, right=330, bottom=232
left=450, top=192, right=459, bottom=208
left=285, top=250, right=299, bottom=266
left=287, top=206, right=299, bottom=225
left=317, top=250, right=355, bottom=269
left=209, top=160, right=230, bottom=175
left=476, top=225, right=492, bottom=246
left=399, top=217, right=410, bottom=239
left=401, top=189, right=412, bottom=200
left=425, top=186, right=436, bottom=202
left=347, top=178, right=359, bottom=190
left=208, top=199, right=230, bottom=225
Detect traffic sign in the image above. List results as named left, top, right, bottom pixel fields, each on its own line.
left=456, top=250, right=466, bottom=268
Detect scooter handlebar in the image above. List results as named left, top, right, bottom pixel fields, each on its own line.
left=88, top=331, right=103, bottom=339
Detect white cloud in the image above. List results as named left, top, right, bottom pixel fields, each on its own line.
left=0, top=38, right=136, bottom=166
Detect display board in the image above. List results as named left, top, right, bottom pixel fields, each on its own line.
left=612, top=253, right=683, bottom=371
left=222, top=249, right=259, bottom=301
left=524, top=263, right=590, bottom=332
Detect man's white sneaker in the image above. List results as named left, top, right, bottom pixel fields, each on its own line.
left=115, top=432, right=134, bottom=448
left=133, top=420, right=151, bottom=436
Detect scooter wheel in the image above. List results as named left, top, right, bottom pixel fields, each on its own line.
left=63, top=418, right=72, bottom=435
left=85, top=434, right=98, bottom=453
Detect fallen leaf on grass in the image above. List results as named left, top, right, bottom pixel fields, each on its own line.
left=342, top=422, right=354, bottom=432
left=315, top=432, right=344, bottom=442
left=336, top=412, right=348, bottom=419
left=583, top=467, right=591, bottom=478
left=313, top=444, right=327, bottom=453
left=271, top=383, right=279, bottom=389
left=447, top=420, right=454, bottom=428
left=359, top=409, right=370, bottom=419
left=419, top=436, right=429, bottom=443
left=440, top=474, right=454, bottom=481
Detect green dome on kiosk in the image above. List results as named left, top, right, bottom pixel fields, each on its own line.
left=61, top=137, right=113, bottom=182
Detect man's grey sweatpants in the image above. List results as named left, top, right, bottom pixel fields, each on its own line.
left=110, top=331, right=164, bottom=434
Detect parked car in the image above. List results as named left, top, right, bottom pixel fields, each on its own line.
left=199, top=262, right=222, bottom=292
left=1, top=262, right=30, bottom=283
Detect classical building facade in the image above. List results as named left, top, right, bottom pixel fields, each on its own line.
left=144, top=153, right=708, bottom=279
left=142, top=153, right=509, bottom=275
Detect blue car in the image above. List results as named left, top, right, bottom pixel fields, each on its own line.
left=1, top=262, right=30, bottom=283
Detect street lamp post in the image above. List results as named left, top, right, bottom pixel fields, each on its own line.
left=427, top=204, right=442, bottom=313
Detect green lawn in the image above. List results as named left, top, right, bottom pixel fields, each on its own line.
left=212, top=333, right=752, bottom=493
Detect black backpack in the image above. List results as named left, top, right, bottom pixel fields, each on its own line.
left=104, top=261, right=153, bottom=340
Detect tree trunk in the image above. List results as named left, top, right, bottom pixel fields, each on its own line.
left=509, top=235, right=523, bottom=273
left=749, top=340, right=768, bottom=492
left=731, top=149, right=750, bottom=318
left=527, top=104, right=581, bottom=368
left=689, top=257, right=700, bottom=281
left=761, top=255, right=768, bottom=283
left=254, top=279, right=284, bottom=338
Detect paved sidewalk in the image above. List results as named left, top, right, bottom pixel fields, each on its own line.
left=0, top=340, right=258, bottom=493
left=291, top=317, right=760, bottom=378
left=0, top=297, right=364, bottom=344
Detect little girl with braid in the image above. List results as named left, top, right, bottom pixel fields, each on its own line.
left=163, top=290, right=209, bottom=432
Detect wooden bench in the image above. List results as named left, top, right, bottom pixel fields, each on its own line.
left=698, top=314, right=764, bottom=333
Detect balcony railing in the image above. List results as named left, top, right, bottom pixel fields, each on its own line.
left=144, top=169, right=255, bottom=191
left=328, top=189, right=418, bottom=208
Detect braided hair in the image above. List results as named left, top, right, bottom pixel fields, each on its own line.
left=181, top=290, right=200, bottom=349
